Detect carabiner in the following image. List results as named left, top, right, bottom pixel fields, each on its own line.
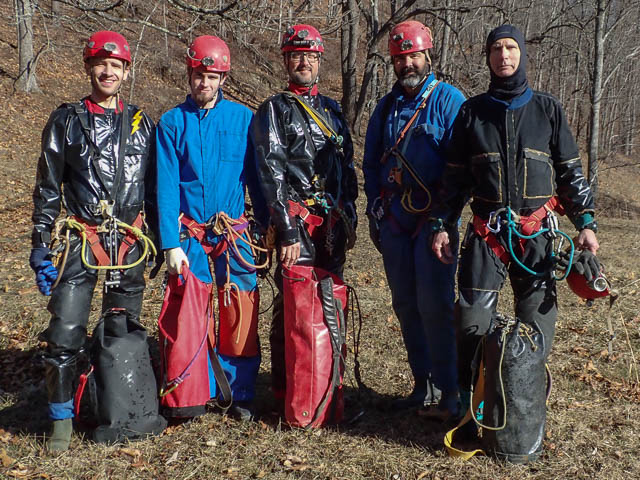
left=486, top=211, right=502, bottom=234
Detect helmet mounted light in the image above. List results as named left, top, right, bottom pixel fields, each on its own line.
left=185, top=36, right=230, bottom=72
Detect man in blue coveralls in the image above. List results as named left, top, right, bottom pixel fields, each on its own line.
left=156, top=35, right=267, bottom=421
left=363, top=20, right=465, bottom=419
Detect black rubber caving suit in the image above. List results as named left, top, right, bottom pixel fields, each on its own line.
left=32, top=98, right=156, bottom=419
left=250, top=88, right=358, bottom=398
left=438, top=90, right=595, bottom=390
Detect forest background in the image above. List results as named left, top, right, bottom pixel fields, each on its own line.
left=2, top=0, right=640, bottom=479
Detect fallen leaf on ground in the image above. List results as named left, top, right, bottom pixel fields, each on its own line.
left=0, top=429, right=12, bottom=443
left=1, top=448, right=15, bottom=467
left=165, top=450, right=179, bottom=465
left=283, top=454, right=309, bottom=471
left=119, top=447, right=141, bottom=458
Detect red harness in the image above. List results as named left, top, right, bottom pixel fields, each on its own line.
left=70, top=212, right=144, bottom=266
left=179, top=214, right=250, bottom=258
left=287, top=200, right=324, bottom=235
left=472, top=197, right=565, bottom=265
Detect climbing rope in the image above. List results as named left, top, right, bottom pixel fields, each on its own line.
left=504, top=207, right=575, bottom=280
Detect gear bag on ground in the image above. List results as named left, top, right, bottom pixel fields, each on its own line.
left=481, top=314, right=547, bottom=463
left=75, top=308, right=166, bottom=443
left=283, top=265, right=348, bottom=428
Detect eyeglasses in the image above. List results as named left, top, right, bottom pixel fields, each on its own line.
left=289, top=52, right=321, bottom=63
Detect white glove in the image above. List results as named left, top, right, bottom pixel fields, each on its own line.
left=165, top=247, right=189, bottom=275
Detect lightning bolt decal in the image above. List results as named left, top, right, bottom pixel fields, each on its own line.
left=131, top=110, right=143, bottom=135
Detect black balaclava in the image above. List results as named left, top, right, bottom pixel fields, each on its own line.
left=486, top=24, right=528, bottom=100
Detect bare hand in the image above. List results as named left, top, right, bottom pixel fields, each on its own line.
left=575, top=228, right=599, bottom=255
left=280, top=242, right=300, bottom=268
left=432, top=231, right=455, bottom=264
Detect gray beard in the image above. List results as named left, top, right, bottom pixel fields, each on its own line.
left=399, top=73, right=426, bottom=89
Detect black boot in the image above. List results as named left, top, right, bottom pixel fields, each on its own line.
left=391, top=375, right=441, bottom=411
left=44, top=352, right=80, bottom=452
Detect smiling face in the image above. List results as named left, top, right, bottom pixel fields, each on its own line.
left=189, top=68, right=226, bottom=109
left=284, top=51, right=320, bottom=87
left=84, top=57, right=129, bottom=107
left=488, top=37, right=521, bottom=78
left=393, top=51, right=430, bottom=93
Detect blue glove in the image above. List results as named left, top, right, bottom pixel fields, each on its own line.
left=29, top=247, right=58, bottom=296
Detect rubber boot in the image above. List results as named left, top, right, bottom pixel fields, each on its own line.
left=391, top=375, right=441, bottom=411
left=47, top=418, right=72, bottom=452
left=391, top=380, right=429, bottom=411
left=229, top=400, right=256, bottom=422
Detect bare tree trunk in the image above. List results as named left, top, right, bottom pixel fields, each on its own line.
left=588, top=0, right=606, bottom=199
left=340, top=0, right=360, bottom=128
left=15, top=0, right=40, bottom=93
left=438, top=0, right=452, bottom=75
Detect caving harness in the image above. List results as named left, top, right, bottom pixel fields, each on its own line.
left=49, top=100, right=156, bottom=291
left=280, top=92, right=357, bottom=253
left=49, top=201, right=156, bottom=291
left=179, top=211, right=270, bottom=309
left=472, top=196, right=575, bottom=280
left=378, top=78, right=440, bottom=216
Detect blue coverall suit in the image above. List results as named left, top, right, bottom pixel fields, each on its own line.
left=363, top=75, right=465, bottom=408
left=156, top=93, right=266, bottom=403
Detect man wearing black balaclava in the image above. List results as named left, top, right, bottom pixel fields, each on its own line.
left=429, top=25, right=600, bottom=460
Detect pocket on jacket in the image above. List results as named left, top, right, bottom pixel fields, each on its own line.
left=415, top=122, right=445, bottom=149
left=471, top=152, right=502, bottom=204
left=219, top=131, right=246, bottom=163
left=523, top=148, right=554, bottom=199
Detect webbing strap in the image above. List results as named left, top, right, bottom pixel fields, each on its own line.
left=473, top=196, right=563, bottom=265
left=179, top=214, right=251, bottom=260
left=69, top=217, right=111, bottom=266
left=283, top=92, right=342, bottom=148
left=69, top=214, right=144, bottom=267
left=444, top=358, right=486, bottom=459
left=287, top=200, right=324, bottom=236
left=382, top=79, right=440, bottom=165
left=116, top=213, right=145, bottom=265
left=72, top=101, right=130, bottom=202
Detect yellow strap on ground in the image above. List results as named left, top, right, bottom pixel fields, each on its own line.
left=444, top=359, right=486, bottom=460
left=444, top=411, right=485, bottom=460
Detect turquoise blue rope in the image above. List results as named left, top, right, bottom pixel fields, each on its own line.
left=505, top=207, right=574, bottom=280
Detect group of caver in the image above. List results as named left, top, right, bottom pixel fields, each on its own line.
left=29, top=19, right=601, bottom=459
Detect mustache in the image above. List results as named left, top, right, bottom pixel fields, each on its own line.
left=400, top=67, right=419, bottom=77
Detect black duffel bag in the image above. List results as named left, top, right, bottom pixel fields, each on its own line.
left=76, top=308, right=166, bottom=443
left=480, top=314, right=547, bottom=463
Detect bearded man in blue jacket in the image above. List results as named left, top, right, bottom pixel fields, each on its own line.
left=156, top=35, right=267, bottom=421
left=363, top=20, right=465, bottom=419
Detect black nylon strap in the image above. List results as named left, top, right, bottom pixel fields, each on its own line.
left=208, top=349, right=233, bottom=412
left=72, top=101, right=130, bottom=202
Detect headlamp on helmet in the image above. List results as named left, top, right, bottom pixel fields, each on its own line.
left=388, top=20, right=433, bottom=57
left=186, top=35, right=231, bottom=73
left=83, top=31, right=131, bottom=64
left=281, top=24, right=324, bottom=53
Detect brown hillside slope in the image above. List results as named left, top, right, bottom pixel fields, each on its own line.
left=1, top=3, right=640, bottom=479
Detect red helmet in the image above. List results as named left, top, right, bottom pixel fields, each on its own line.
left=186, top=36, right=230, bottom=72
left=566, top=270, right=611, bottom=301
left=389, top=20, right=433, bottom=56
left=281, top=24, right=324, bottom=53
left=83, top=31, right=131, bottom=64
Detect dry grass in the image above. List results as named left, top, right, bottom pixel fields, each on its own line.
left=2, top=4, right=640, bottom=479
